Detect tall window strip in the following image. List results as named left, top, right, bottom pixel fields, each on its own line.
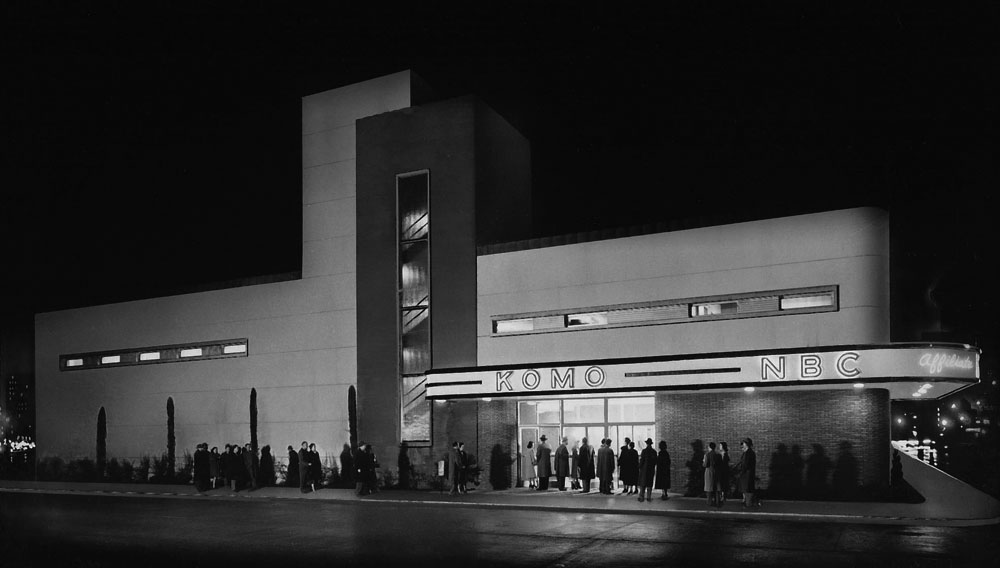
left=492, top=286, right=838, bottom=336
left=60, top=339, right=249, bottom=371
left=398, top=171, right=432, bottom=445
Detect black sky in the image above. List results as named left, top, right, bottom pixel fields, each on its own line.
left=1, top=3, right=996, bottom=356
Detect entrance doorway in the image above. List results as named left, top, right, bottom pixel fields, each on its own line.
left=517, top=396, right=655, bottom=488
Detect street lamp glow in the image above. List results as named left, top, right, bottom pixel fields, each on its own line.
left=896, top=418, right=903, bottom=424
left=941, top=419, right=949, bottom=426
left=744, top=386, right=755, bottom=393
left=853, top=383, right=864, bottom=388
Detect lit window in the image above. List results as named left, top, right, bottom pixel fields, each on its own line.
left=180, top=348, right=203, bottom=358
left=100, top=355, right=121, bottom=364
left=223, top=344, right=247, bottom=354
left=495, top=319, right=534, bottom=333
left=66, top=359, right=83, bottom=367
left=566, top=312, right=608, bottom=327
left=139, top=352, right=161, bottom=361
left=691, top=302, right=738, bottom=317
left=780, top=292, right=834, bottom=310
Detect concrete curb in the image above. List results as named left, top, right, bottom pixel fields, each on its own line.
left=3, top=482, right=997, bottom=527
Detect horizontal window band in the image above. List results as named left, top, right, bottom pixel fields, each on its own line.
left=60, top=339, right=249, bottom=372
left=426, top=380, right=483, bottom=387
left=625, top=367, right=742, bottom=378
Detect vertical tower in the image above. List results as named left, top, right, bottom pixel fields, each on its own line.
left=356, top=95, right=531, bottom=468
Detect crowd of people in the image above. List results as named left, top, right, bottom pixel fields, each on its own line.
left=520, top=434, right=759, bottom=507
left=192, top=442, right=277, bottom=492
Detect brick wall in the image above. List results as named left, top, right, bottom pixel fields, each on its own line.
left=477, top=399, right=518, bottom=490
left=655, top=389, right=889, bottom=499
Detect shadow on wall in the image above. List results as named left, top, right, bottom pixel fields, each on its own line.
left=684, top=439, right=705, bottom=497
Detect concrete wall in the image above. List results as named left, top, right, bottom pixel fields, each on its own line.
left=477, top=207, right=890, bottom=366
left=34, top=72, right=418, bottom=467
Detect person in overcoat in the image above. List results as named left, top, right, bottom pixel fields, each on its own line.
left=259, top=445, right=275, bottom=487
left=520, top=440, right=536, bottom=488
left=307, top=443, right=322, bottom=491
left=718, top=441, right=731, bottom=505
left=570, top=441, right=580, bottom=490
left=457, top=442, right=469, bottom=493
left=637, top=438, right=657, bottom=502
left=654, top=440, right=671, bottom=500
left=208, top=446, right=221, bottom=489
left=535, top=435, right=552, bottom=490
left=703, top=441, right=720, bottom=506
left=193, top=443, right=210, bottom=492
left=339, top=443, right=355, bottom=487
left=355, top=442, right=371, bottom=495
left=578, top=437, right=595, bottom=493
left=297, top=441, right=310, bottom=493
left=227, top=445, right=241, bottom=491
left=619, top=441, right=639, bottom=495
left=554, top=436, right=570, bottom=491
left=596, top=438, right=616, bottom=494
left=286, top=445, right=299, bottom=488
left=736, top=438, right=758, bottom=508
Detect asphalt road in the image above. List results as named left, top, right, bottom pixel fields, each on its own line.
left=0, top=492, right=995, bottom=568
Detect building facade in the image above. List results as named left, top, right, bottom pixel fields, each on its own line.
left=34, top=72, right=979, bottom=497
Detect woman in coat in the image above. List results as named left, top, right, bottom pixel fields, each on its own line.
left=209, top=446, right=221, bottom=489
left=737, top=438, right=758, bottom=508
left=308, top=443, right=322, bottom=491
left=654, top=440, right=671, bottom=500
left=520, top=440, right=536, bottom=488
left=577, top=437, right=595, bottom=493
left=286, top=445, right=299, bottom=488
left=703, top=441, right=719, bottom=506
left=637, top=438, right=657, bottom=502
left=619, top=441, right=639, bottom=495
left=718, top=441, right=731, bottom=505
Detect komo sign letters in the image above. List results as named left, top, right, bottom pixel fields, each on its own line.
left=425, top=344, right=979, bottom=399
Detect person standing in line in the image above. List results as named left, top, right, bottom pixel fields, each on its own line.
left=617, top=437, right=632, bottom=494
left=193, top=443, right=210, bottom=493
left=597, top=438, right=616, bottom=495
left=243, top=443, right=257, bottom=491
left=339, top=443, right=355, bottom=487
left=619, top=440, right=639, bottom=495
left=736, top=438, right=758, bottom=508
left=703, top=441, right=720, bottom=506
left=718, top=441, right=731, bottom=506
left=457, top=442, right=469, bottom=493
left=535, top=435, right=552, bottom=490
left=570, top=440, right=580, bottom=490
left=286, top=445, right=299, bottom=488
left=297, top=441, right=310, bottom=493
left=578, top=437, right=595, bottom=493
left=209, top=446, right=221, bottom=489
left=637, top=438, right=657, bottom=502
left=521, top=440, right=536, bottom=489
left=227, top=444, right=240, bottom=491
left=554, top=436, right=570, bottom=491
left=259, top=445, right=275, bottom=487
left=308, top=443, right=322, bottom=491
left=449, top=441, right=461, bottom=495
left=655, top=440, right=671, bottom=500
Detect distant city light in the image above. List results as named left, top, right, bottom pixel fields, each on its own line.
left=896, top=418, right=903, bottom=424
left=951, top=403, right=957, bottom=409
left=941, top=419, right=949, bottom=426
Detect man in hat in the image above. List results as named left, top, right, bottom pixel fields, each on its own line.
left=535, top=435, right=552, bottom=490
left=637, top=438, right=657, bottom=502
left=597, top=438, right=615, bottom=494
left=554, top=436, right=570, bottom=491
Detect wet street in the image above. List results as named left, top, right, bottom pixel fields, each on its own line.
left=0, top=492, right=995, bottom=567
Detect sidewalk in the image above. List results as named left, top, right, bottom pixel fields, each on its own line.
left=2, top=479, right=996, bottom=527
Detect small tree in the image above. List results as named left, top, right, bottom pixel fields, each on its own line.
left=97, top=406, right=107, bottom=481
left=348, top=385, right=358, bottom=452
left=166, top=397, right=175, bottom=478
left=250, top=388, right=258, bottom=455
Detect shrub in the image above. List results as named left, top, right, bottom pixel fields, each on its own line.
left=175, top=450, right=194, bottom=485
left=150, top=453, right=172, bottom=483
left=138, top=455, right=151, bottom=482
left=36, top=456, right=66, bottom=481
left=65, top=457, right=97, bottom=482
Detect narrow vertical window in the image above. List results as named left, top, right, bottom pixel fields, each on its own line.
left=398, top=171, right=431, bottom=445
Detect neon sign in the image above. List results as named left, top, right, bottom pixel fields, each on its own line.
left=919, top=352, right=974, bottom=375
left=760, top=351, right=862, bottom=381
left=495, top=366, right=606, bottom=392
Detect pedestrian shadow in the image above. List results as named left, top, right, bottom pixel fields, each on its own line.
left=684, top=439, right=704, bottom=497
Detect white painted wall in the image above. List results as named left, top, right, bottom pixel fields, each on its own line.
left=477, top=207, right=890, bottom=366
left=35, top=71, right=417, bottom=465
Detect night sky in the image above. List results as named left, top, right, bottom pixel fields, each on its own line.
left=1, top=4, right=996, bottom=369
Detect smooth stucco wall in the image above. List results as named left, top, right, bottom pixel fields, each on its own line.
left=34, top=72, right=417, bottom=465
left=477, top=207, right=890, bottom=365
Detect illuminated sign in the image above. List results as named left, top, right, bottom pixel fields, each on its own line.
left=425, top=344, right=979, bottom=399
